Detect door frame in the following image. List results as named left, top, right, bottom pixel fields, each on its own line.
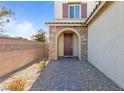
left=56, top=28, right=81, bottom=60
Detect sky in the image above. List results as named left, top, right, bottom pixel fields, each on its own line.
left=1, top=1, right=54, bottom=39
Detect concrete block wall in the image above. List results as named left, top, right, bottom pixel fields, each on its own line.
left=0, top=37, right=48, bottom=77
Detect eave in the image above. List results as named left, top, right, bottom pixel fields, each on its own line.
left=83, top=1, right=113, bottom=26
left=45, top=22, right=84, bottom=27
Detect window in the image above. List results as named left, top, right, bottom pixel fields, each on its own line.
left=70, top=6, right=74, bottom=18
left=69, top=5, right=80, bottom=18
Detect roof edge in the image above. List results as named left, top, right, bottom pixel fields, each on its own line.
left=83, top=1, right=113, bottom=26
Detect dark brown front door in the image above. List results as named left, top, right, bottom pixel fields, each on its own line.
left=64, top=33, right=73, bottom=56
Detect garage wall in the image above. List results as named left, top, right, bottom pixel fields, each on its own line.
left=88, top=2, right=124, bottom=89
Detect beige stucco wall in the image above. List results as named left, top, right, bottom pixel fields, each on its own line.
left=58, top=33, right=64, bottom=56
left=88, top=2, right=124, bottom=89
left=58, top=32, right=79, bottom=57
left=54, top=1, right=64, bottom=19
left=87, top=2, right=97, bottom=17
left=73, top=33, right=79, bottom=56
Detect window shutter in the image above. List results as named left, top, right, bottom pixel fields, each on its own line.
left=63, top=3, right=68, bottom=18
left=81, top=3, right=87, bottom=18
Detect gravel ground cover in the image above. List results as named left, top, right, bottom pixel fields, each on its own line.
left=0, top=62, right=42, bottom=91
left=30, top=57, right=122, bottom=91
left=0, top=58, right=122, bottom=91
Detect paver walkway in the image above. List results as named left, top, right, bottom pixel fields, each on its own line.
left=30, top=57, right=121, bottom=91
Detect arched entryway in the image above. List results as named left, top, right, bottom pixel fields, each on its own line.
left=56, top=28, right=81, bottom=60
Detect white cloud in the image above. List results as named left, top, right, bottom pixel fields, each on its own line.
left=15, top=21, right=35, bottom=33
left=4, top=18, right=36, bottom=39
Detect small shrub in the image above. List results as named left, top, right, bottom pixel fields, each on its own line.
left=8, top=78, right=26, bottom=91
left=39, top=61, right=45, bottom=71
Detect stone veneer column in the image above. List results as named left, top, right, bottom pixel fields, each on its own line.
left=49, top=26, right=57, bottom=60
left=49, top=26, right=88, bottom=61
left=79, top=27, right=88, bottom=61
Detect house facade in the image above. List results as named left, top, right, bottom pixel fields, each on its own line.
left=46, top=1, right=124, bottom=89
left=46, top=1, right=96, bottom=60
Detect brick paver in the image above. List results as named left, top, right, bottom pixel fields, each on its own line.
left=30, top=57, right=121, bottom=91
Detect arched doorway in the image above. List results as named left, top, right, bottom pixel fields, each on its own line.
left=56, top=28, right=81, bottom=60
